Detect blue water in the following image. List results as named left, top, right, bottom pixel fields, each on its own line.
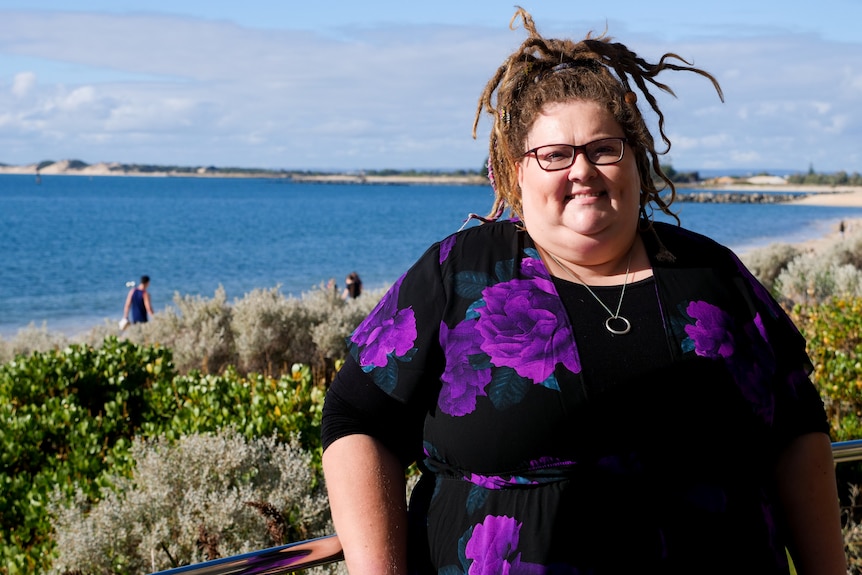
left=2, top=174, right=860, bottom=337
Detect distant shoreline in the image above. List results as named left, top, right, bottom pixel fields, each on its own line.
left=4, top=161, right=862, bottom=205
left=0, top=161, right=488, bottom=186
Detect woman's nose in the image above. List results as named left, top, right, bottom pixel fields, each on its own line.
left=566, top=151, right=597, bottom=181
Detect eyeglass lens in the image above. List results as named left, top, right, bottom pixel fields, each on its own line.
left=531, top=138, right=624, bottom=170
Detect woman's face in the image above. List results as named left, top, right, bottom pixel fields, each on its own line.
left=516, top=99, right=642, bottom=264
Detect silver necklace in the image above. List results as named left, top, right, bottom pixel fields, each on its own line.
left=547, top=249, right=633, bottom=335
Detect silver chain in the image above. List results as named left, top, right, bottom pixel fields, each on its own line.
left=547, top=249, right=633, bottom=335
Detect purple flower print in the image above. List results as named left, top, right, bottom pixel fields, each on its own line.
left=466, top=472, right=536, bottom=489
left=465, top=515, right=521, bottom=575
left=519, top=255, right=547, bottom=280
left=684, top=301, right=735, bottom=359
left=476, top=277, right=580, bottom=383
left=464, top=516, right=545, bottom=575
left=439, top=320, right=491, bottom=416
left=685, top=301, right=777, bottom=423
left=350, top=275, right=417, bottom=368
left=440, top=235, right=456, bottom=264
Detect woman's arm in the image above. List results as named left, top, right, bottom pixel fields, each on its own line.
left=123, top=289, right=134, bottom=318
left=323, top=433, right=408, bottom=575
left=775, top=431, right=847, bottom=574
left=143, top=291, right=154, bottom=315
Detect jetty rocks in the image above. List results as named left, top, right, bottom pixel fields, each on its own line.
left=675, top=191, right=809, bottom=204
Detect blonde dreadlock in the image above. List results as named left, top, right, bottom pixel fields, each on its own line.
left=472, top=7, right=724, bottom=222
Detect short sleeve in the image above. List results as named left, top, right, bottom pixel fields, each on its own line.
left=732, top=251, right=829, bottom=443
left=346, top=241, right=448, bottom=404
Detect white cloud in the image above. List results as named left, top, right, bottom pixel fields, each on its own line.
left=58, top=86, right=97, bottom=110
left=0, top=10, right=860, bottom=172
left=11, top=72, right=36, bottom=98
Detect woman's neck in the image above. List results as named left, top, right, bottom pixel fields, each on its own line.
left=537, top=234, right=652, bottom=286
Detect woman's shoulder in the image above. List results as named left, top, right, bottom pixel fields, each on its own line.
left=445, top=218, right=522, bottom=242
left=435, top=219, right=523, bottom=262
left=648, top=220, right=735, bottom=262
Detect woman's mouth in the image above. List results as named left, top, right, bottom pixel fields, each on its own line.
left=565, top=190, right=607, bottom=202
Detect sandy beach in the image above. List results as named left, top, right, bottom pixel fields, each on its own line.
left=788, top=189, right=862, bottom=207
left=698, top=184, right=862, bottom=207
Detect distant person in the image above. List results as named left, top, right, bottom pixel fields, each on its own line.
left=123, top=275, right=154, bottom=325
left=341, top=272, right=362, bottom=299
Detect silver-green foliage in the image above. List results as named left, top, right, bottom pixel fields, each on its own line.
left=772, top=227, right=862, bottom=304
left=136, top=286, right=237, bottom=374
left=739, top=242, right=800, bottom=293
left=49, top=428, right=337, bottom=575
left=0, top=322, right=68, bottom=365
left=1, top=283, right=384, bottom=375
left=742, top=225, right=862, bottom=305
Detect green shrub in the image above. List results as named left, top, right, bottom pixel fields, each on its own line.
left=790, top=298, right=862, bottom=441
left=48, top=428, right=335, bottom=575
left=0, top=335, right=331, bottom=574
left=141, top=364, right=326, bottom=456
left=0, top=338, right=174, bottom=574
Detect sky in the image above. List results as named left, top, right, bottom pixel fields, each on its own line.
left=0, top=1, right=860, bottom=174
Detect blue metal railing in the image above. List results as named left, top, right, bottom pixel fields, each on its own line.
left=150, top=439, right=862, bottom=575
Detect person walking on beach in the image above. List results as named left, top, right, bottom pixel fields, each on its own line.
left=123, top=275, right=154, bottom=325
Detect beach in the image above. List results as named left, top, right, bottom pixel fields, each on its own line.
left=700, top=184, right=862, bottom=208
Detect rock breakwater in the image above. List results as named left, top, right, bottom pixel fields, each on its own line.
left=675, top=191, right=809, bottom=204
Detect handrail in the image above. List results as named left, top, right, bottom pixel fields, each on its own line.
left=832, top=438, right=862, bottom=464
left=149, top=439, right=862, bottom=575
left=148, top=534, right=343, bottom=575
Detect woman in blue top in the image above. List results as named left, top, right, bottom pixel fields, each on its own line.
left=321, top=8, right=846, bottom=574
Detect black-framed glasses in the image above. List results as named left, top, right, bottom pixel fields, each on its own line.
left=522, top=137, right=627, bottom=171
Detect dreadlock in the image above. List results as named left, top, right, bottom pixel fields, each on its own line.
left=472, top=7, right=724, bottom=222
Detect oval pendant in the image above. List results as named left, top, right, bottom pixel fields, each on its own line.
left=605, top=316, right=631, bottom=335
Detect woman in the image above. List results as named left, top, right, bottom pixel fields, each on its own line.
left=322, top=9, right=846, bottom=574
left=342, top=272, right=363, bottom=300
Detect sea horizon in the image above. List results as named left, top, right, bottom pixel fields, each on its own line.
left=2, top=174, right=860, bottom=339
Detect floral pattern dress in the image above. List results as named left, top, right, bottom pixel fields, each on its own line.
left=343, top=220, right=827, bottom=575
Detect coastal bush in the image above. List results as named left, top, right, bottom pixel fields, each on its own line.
left=141, top=364, right=326, bottom=455
left=790, top=297, right=862, bottom=566
left=0, top=338, right=173, bottom=574
left=231, top=286, right=307, bottom=374
left=790, top=298, right=862, bottom=442
left=130, top=283, right=382, bottom=378
left=775, top=253, right=862, bottom=304
left=740, top=224, right=862, bottom=306
left=134, top=286, right=237, bottom=374
left=0, top=334, right=331, bottom=574
left=0, top=281, right=382, bottom=379
left=48, top=428, right=336, bottom=575
left=310, top=293, right=381, bottom=360
left=739, top=242, right=800, bottom=294
left=0, top=322, right=68, bottom=364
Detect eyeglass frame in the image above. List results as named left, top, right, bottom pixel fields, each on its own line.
left=521, top=137, right=628, bottom=171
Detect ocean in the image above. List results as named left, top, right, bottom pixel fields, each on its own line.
left=2, top=174, right=860, bottom=338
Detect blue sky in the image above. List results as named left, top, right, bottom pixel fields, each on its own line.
left=0, top=1, right=860, bottom=173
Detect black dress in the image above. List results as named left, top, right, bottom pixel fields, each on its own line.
left=322, top=221, right=828, bottom=574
